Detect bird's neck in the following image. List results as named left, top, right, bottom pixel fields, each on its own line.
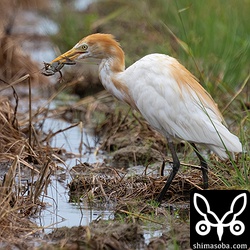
left=99, top=57, right=136, bottom=108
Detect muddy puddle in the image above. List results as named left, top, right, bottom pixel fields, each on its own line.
left=34, top=117, right=166, bottom=245
left=35, top=117, right=111, bottom=229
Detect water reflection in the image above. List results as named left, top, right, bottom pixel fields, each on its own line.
left=38, top=176, right=114, bottom=231
left=36, top=118, right=110, bottom=231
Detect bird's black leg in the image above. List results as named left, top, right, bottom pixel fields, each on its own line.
left=157, top=140, right=180, bottom=203
left=160, top=161, right=165, bottom=176
left=191, top=143, right=208, bottom=189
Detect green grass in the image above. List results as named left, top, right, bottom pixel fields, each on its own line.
left=50, top=5, right=98, bottom=52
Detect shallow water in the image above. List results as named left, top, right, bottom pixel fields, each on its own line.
left=35, top=118, right=112, bottom=231
left=37, top=176, right=114, bottom=230
left=32, top=117, right=165, bottom=245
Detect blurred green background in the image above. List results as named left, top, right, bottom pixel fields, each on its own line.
left=53, top=0, right=249, bottom=97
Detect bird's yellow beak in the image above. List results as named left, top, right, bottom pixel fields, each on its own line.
left=51, top=48, right=81, bottom=64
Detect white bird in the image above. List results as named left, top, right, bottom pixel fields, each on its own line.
left=47, top=33, right=242, bottom=203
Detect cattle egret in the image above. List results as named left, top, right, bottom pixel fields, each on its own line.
left=48, top=33, right=242, bottom=203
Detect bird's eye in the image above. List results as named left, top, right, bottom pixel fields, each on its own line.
left=81, top=44, right=88, bottom=50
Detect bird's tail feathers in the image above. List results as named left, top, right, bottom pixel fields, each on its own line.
left=208, top=126, right=242, bottom=160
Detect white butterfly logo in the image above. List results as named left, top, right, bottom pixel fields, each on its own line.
left=193, top=193, right=247, bottom=241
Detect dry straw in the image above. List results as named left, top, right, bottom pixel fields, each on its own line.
left=0, top=75, right=55, bottom=242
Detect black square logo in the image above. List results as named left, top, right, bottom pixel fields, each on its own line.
left=190, top=190, right=250, bottom=249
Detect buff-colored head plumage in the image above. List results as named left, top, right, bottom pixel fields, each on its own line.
left=51, top=33, right=125, bottom=72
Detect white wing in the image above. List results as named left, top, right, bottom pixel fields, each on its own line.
left=117, top=54, right=242, bottom=159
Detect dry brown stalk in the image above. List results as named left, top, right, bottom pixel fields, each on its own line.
left=68, top=166, right=210, bottom=204
left=1, top=155, right=18, bottom=197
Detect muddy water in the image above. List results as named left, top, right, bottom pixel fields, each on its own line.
left=36, top=118, right=113, bottom=231
left=36, top=118, right=163, bottom=244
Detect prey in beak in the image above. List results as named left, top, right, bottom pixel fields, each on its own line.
left=42, top=48, right=79, bottom=77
